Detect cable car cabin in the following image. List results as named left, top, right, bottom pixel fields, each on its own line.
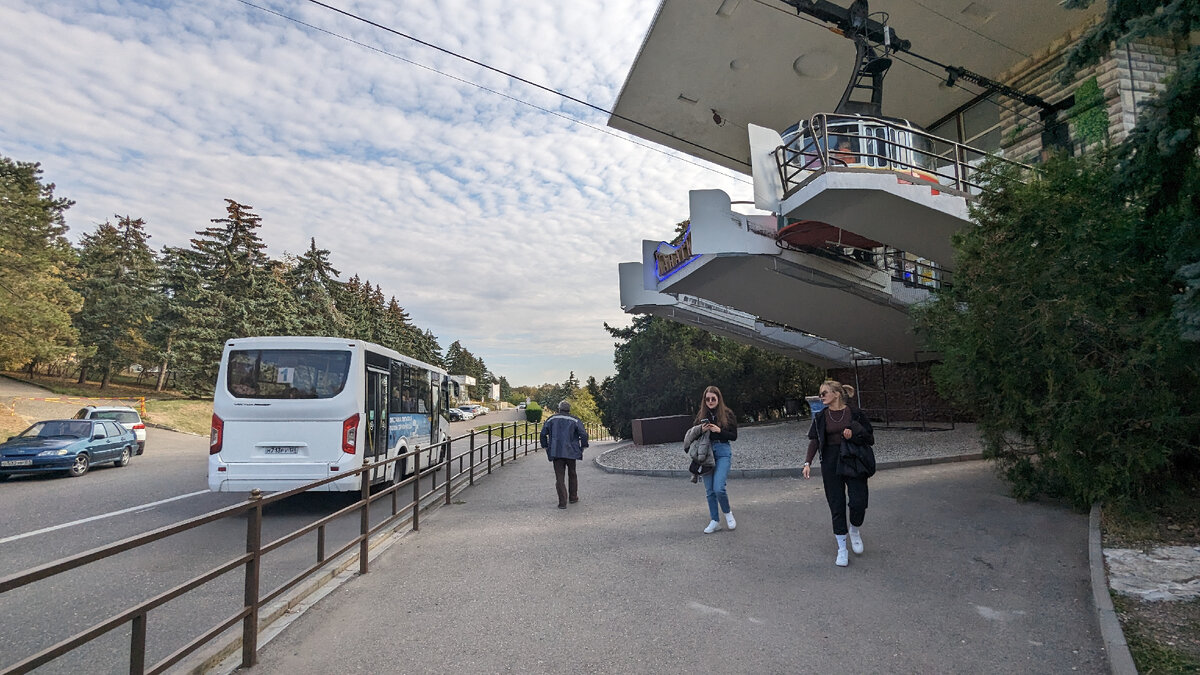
left=779, top=113, right=943, bottom=191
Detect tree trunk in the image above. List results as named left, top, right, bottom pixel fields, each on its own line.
left=155, top=337, right=172, bottom=392
left=100, top=363, right=111, bottom=390
left=77, top=365, right=88, bottom=384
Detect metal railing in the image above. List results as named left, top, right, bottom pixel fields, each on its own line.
left=774, top=235, right=954, bottom=292
left=774, top=112, right=1030, bottom=199
left=0, top=419, right=612, bottom=675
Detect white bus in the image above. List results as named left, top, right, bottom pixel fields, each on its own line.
left=208, top=336, right=450, bottom=493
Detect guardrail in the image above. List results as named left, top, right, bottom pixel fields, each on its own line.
left=0, top=419, right=612, bottom=674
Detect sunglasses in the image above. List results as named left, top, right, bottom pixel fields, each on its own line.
left=819, top=391, right=832, bottom=397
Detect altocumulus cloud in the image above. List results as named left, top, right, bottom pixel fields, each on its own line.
left=0, top=0, right=754, bottom=385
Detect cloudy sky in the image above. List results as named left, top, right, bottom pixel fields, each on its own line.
left=0, top=0, right=754, bottom=386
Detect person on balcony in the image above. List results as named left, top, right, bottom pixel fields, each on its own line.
left=802, top=380, right=875, bottom=566
left=540, top=400, right=589, bottom=509
left=695, top=386, right=739, bottom=533
left=831, top=137, right=857, bottom=166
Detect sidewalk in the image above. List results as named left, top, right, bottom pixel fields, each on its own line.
left=245, top=442, right=1107, bottom=674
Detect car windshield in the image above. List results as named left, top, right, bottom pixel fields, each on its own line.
left=227, top=349, right=352, bottom=399
left=22, top=421, right=93, bottom=439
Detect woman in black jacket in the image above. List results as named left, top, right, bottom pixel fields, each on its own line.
left=696, top=386, right=738, bottom=533
left=802, top=379, right=875, bottom=567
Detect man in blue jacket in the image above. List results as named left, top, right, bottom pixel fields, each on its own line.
left=540, top=400, right=589, bottom=509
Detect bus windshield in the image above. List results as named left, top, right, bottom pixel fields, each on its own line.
left=227, top=349, right=351, bottom=399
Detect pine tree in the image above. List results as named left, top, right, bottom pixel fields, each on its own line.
left=72, top=216, right=159, bottom=388
left=287, top=238, right=342, bottom=336
left=0, top=157, right=81, bottom=371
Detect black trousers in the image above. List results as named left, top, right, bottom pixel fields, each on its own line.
left=552, top=458, right=578, bottom=506
left=821, top=448, right=869, bottom=535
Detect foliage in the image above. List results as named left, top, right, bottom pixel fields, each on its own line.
left=1069, top=77, right=1108, bottom=147
left=524, top=401, right=543, bottom=423
left=600, top=315, right=821, bottom=439
left=0, top=158, right=81, bottom=370
left=72, top=216, right=160, bottom=388
left=913, top=150, right=1200, bottom=508
left=564, top=386, right=602, bottom=426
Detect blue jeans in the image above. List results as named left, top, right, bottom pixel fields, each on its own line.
left=702, top=442, right=732, bottom=521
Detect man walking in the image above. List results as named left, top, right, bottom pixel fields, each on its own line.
left=540, top=400, right=589, bottom=509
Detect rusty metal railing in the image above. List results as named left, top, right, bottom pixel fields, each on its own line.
left=0, top=419, right=612, bottom=674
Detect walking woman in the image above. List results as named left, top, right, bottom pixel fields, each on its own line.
left=696, top=386, right=738, bottom=533
left=802, top=380, right=874, bottom=566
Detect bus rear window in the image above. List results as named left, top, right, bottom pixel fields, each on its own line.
left=227, top=349, right=351, bottom=399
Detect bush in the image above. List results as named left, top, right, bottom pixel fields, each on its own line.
left=524, top=401, right=542, bottom=423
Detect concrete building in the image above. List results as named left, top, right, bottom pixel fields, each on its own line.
left=612, top=0, right=1187, bottom=421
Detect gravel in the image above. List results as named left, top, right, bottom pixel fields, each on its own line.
left=596, top=419, right=983, bottom=472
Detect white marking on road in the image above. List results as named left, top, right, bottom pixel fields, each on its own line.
left=687, top=602, right=729, bottom=616
left=0, top=490, right=209, bottom=544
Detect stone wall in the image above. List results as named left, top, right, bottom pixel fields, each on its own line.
left=996, top=24, right=1181, bottom=161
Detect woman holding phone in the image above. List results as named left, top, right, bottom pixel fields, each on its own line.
left=696, top=386, right=739, bottom=533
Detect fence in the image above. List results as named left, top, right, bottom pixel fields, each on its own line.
left=0, top=420, right=611, bottom=675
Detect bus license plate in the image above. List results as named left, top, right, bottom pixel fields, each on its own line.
left=1, top=459, right=33, bottom=467
left=263, top=447, right=299, bottom=455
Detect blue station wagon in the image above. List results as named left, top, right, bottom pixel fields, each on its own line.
left=0, top=419, right=137, bottom=479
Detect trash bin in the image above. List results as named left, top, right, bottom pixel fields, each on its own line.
left=805, top=395, right=825, bottom=417
left=785, top=398, right=800, bottom=416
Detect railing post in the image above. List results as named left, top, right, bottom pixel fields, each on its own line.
left=317, top=525, right=326, bottom=563
left=524, top=420, right=529, bottom=455
left=130, top=613, right=146, bottom=675
left=493, top=425, right=500, bottom=467
left=444, top=439, right=453, bottom=505
left=469, top=429, right=475, bottom=485
left=511, top=422, right=517, bottom=462
left=242, top=488, right=263, bottom=669
left=486, top=427, right=493, bottom=474
left=359, top=466, right=370, bottom=575
left=411, top=450, right=421, bottom=531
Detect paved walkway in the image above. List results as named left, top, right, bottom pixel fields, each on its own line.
left=246, top=443, right=1108, bottom=674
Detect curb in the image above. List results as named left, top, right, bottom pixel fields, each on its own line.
left=593, top=449, right=985, bottom=478
left=1089, top=503, right=1139, bottom=675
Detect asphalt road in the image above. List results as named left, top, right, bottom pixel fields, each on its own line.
left=0, top=379, right=530, bottom=674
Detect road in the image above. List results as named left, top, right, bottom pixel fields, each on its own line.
left=0, top=381, right=531, bottom=674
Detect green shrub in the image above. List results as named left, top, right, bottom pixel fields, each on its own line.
left=524, top=401, right=543, bottom=423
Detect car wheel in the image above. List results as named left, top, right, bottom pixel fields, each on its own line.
left=394, top=457, right=408, bottom=485
left=69, top=453, right=91, bottom=477
left=0, top=473, right=9, bottom=482
left=136, top=441, right=145, bottom=456
left=115, top=447, right=132, bottom=467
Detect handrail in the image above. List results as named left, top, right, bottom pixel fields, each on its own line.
left=775, top=112, right=1030, bottom=199
left=0, top=418, right=613, bottom=675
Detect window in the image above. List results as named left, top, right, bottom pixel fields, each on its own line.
left=929, top=98, right=1002, bottom=154
left=226, top=349, right=351, bottom=399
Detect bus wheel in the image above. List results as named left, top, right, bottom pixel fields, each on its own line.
left=393, top=458, right=407, bottom=485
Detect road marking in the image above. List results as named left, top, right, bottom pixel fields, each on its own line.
left=0, top=490, right=209, bottom=545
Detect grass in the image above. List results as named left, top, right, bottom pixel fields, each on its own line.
left=143, top=399, right=213, bottom=436
left=1104, top=492, right=1200, bottom=672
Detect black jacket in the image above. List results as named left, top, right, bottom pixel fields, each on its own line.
left=806, top=407, right=874, bottom=464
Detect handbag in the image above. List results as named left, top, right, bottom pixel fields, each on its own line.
left=838, top=440, right=877, bottom=478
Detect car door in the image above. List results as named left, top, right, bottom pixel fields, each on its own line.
left=89, top=421, right=110, bottom=460
left=105, top=422, right=127, bottom=458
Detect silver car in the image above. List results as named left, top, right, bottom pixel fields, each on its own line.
left=74, top=405, right=146, bottom=455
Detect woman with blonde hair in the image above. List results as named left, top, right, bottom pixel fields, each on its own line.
left=695, top=386, right=738, bottom=533
left=802, top=380, right=875, bottom=566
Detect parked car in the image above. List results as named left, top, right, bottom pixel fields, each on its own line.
left=0, top=419, right=137, bottom=479
left=455, top=406, right=476, bottom=420
left=447, top=407, right=464, bottom=422
left=517, top=402, right=526, bottom=410
left=459, top=404, right=485, bottom=417
left=74, top=405, right=146, bottom=455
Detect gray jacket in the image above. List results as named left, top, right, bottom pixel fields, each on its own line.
left=682, top=424, right=715, bottom=467
left=540, top=413, right=589, bottom=461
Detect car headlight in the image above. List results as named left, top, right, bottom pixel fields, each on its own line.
left=37, top=449, right=70, bottom=456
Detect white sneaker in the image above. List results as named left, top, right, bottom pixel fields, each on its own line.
left=836, top=548, right=849, bottom=567
left=849, top=529, right=864, bottom=554
left=725, top=512, right=737, bottom=530
left=704, top=520, right=720, bottom=534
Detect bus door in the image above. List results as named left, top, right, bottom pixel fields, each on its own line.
left=365, top=367, right=389, bottom=483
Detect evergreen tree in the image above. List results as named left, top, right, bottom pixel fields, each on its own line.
left=287, top=238, right=342, bottom=336
left=72, top=216, right=159, bottom=388
left=171, top=199, right=295, bottom=393
left=0, top=157, right=81, bottom=370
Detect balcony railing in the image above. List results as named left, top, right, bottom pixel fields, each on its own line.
left=775, top=113, right=1029, bottom=199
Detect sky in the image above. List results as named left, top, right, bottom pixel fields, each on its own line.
left=0, top=0, right=755, bottom=387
